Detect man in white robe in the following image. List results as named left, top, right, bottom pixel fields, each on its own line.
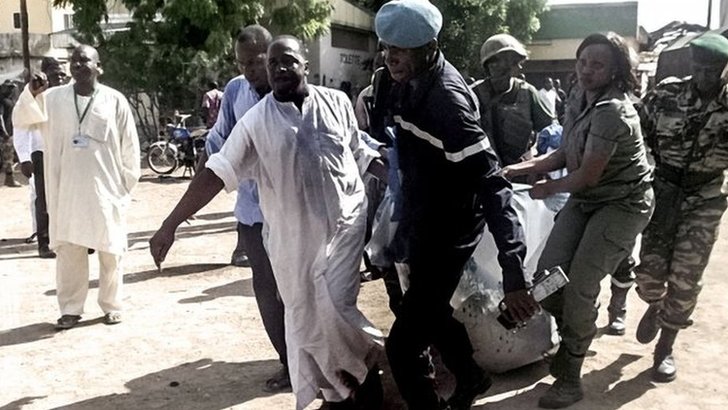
left=13, top=45, right=140, bottom=329
left=150, top=36, right=387, bottom=409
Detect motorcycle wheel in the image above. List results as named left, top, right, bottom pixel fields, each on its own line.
left=147, top=143, right=178, bottom=175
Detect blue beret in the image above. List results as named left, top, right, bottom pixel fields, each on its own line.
left=375, top=0, right=442, bottom=49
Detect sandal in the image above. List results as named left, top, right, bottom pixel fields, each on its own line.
left=104, top=312, right=122, bottom=325
left=55, top=315, right=81, bottom=330
left=263, top=367, right=292, bottom=392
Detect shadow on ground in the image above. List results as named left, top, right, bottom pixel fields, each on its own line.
left=178, top=278, right=254, bottom=303
left=127, top=218, right=236, bottom=249
left=475, top=353, right=654, bottom=410
left=0, top=317, right=108, bottom=347
left=3, top=273, right=245, bottom=347
left=0, top=322, right=57, bottom=347
left=43, top=263, right=230, bottom=296
left=49, top=358, right=281, bottom=410
left=0, top=237, right=40, bottom=259
left=0, top=212, right=236, bottom=259
left=0, top=396, right=47, bottom=410
left=139, top=174, right=194, bottom=184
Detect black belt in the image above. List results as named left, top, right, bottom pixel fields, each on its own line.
left=655, top=163, right=723, bottom=188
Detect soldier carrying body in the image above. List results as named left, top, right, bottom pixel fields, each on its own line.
left=635, top=32, right=728, bottom=383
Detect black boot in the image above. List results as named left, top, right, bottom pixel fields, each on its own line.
left=230, top=222, right=250, bottom=267
left=607, top=283, right=630, bottom=336
left=318, top=398, right=356, bottom=410
left=636, top=303, right=661, bottom=344
left=548, top=345, right=570, bottom=379
left=38, top=244, right=56, bottom=259
left=448, top=364, right=492, bottom=410
left=652, top=328, right=678, bottom=383
left=4, top=172, right=20, bottom=187
left=539, top=350, right=584, bottom=409
left=353, top=367, right=383, bottom=410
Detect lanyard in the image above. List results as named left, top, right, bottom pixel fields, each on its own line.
left=74, top=89, right=98, bottom=129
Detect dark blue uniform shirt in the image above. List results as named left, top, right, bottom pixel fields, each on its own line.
left=391, top=52, right=528, bottom=292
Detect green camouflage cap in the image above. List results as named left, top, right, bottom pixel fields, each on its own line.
left=690, top=32, right=728, bottom=65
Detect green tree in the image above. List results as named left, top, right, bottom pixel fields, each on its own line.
left=53, top=0, right=332, bottom=143
left=355, top=0, right=547, bottom=77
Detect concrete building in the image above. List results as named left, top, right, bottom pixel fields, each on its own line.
left=306, top=0, right=377, bottom=99
left=523, top=1, right=642, bottom=90
left=1, top=0, right=377, bottom=97
left=0, top=0, right=77, bottom=80
left=0, top=1, right=133, bottom=82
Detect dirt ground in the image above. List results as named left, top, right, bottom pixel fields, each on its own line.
left=1, top=165, right=727, bottom=410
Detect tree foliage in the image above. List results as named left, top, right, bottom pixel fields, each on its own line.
left=355, top=0, right=548, bottom=77
left=52, top=0, right=332, bottom=142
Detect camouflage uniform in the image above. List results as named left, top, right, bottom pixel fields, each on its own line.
left=0, top=135, right=14, bottom=174
left=636, top=76, right=728, bottom=330
left=0, top=97, right=15, bottom=175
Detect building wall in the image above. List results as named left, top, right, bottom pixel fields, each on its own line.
left=307, top=0, right=377, bottom=98
left=331, top=0, right=374, bottom=32
left=533, top=1, right=638, bottom=41
left=0, top=0, right=55, bottom=34
left=524, top=1, right=640, bottom=91
left=0, top=0, right=76, bottom=77
left=307, top=28, right=376, bottom=97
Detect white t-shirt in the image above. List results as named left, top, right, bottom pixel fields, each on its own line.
left=538, top=88, right=558, bottom=115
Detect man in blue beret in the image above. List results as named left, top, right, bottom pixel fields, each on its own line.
left=374, top=1, right=540, bottom=409
left=635, top=32, right=728, bottom=383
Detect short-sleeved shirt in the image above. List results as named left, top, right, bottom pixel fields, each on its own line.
left=205, top=76, right=264, bottom=225
left=562, top=86, right=652, bottom=211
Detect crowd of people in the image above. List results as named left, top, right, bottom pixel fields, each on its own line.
left=5, top=0, right=728, bottom=409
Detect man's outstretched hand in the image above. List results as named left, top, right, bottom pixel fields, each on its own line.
left=502, top=289, right=540, bottom=323
left=149, top=224, right=176, bottom=269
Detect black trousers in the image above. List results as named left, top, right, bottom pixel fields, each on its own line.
left=386, top=242, right=480, bottom=409
left=238, top=222, right=287, bottom=367
left=31, top=151, right=50, bottom=249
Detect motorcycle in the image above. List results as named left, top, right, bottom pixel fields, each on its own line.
left=146, top=113, right=208, bottom=177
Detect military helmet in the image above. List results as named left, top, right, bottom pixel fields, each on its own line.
left=480, top=33, right=528, bottom=67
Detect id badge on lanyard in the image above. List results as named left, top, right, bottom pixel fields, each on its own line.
left=72, top=89, right=98, bottom=149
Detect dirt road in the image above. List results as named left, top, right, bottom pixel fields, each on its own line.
left=1, top=167, right=727, bottom=410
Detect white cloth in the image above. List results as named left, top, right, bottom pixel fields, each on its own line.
left=451, top=185, right=558, bottom=373
left=12, top=126, right=43, bottom=162
left=13, top=127, right=39, bottom=233
left=12, top=83, right=140, bottom=255
left=29, top=174, right=37, bottom=232
left=539, top=88, right=559, bottom=115
left=56, top=242, right=123, bottom=315
left=206, top=85, right=384, bottom=409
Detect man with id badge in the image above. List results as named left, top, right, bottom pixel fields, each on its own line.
left=13, top=45, right=140, bottom=330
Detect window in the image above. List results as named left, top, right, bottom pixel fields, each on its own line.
left=13, top=13, right=21, bottom=29
left=63, top=14, right=74, bottom=30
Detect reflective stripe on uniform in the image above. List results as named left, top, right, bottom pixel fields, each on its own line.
left=393, top=115, right=490, bottom=163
